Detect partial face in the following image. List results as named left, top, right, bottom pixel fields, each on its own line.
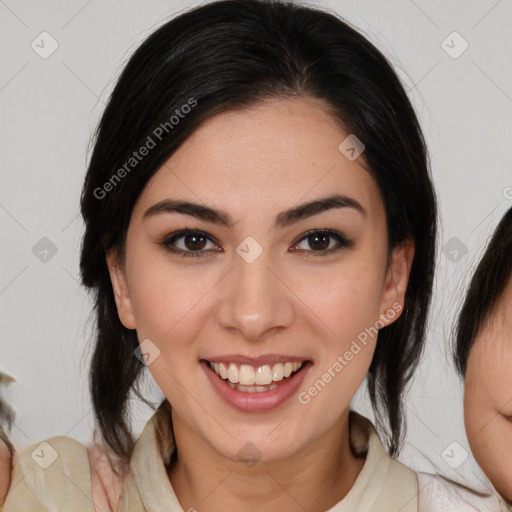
left=107, top=96, right=413, bottom=464
left=464, top=276, right=512, bottom=502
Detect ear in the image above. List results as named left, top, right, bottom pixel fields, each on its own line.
left=378, top=239, right=415, bottom=328
left=106, top=249, right=137, bottom=330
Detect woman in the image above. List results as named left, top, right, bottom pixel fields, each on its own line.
left=0, top=372, right=15, bottom=507
left=2, top=0, right=501, bottom=510
left=454, top=206, right=512, bottom=511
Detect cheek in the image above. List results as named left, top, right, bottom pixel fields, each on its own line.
left=464, top=343, right=494, bottom=436
left=297, top=255, right=385, bottom=336
left=464, top=339, right=512, bottom=476
left=293, top=261, right=383, bottom=411
left=128, top=267, right=214, bottom=405
left=463, top=322, right=512, bottom=500
left=128, top=257, right=216, bottom=340
left=466, top=410, right=512, bottom=502
left=464, top=380, right=487, bottom=440
left=464, top=328, right=512, bottom=420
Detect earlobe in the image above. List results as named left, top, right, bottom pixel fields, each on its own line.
left=106, top=250, right=137, bottom=330
left=379, top=239, right=415, bottom=327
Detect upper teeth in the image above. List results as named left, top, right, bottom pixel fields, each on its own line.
left=209, top=361, right=304, bottom=386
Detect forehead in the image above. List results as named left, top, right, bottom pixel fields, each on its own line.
left=134, top=96, right=383, bottom=222
left=491, top=277, right=512, bottom=332
left=472, top=276, right=512, bottom=355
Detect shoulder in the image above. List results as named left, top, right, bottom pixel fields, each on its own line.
left=87, top=443, right=125, bottom=512
left=417, top=472, right=503, bottom=512
left=0, top=439, right=12, bottom=507
left=3, top=434, right=118, bottom=512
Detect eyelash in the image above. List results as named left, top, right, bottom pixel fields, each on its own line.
left=158, top=228, right=353, bottom=258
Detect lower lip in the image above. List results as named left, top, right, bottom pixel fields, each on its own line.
left=201, top=360, right=312, bottom=412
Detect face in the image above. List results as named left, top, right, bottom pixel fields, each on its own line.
left=464, top=276, right=512, bottom=502
left=107, top=96, right=413, bottom=465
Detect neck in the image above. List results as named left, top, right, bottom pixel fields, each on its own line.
left=167, top=409, right=365, bottom=512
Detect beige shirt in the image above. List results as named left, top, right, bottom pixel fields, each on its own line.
left=1, top=404, right=502, bottom=511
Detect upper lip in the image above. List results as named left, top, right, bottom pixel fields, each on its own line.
left=202, top=354, right=311, bottom=366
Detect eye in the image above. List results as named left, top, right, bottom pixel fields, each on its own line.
left=159, top=229, right=220, bottom=258
left=159, top=228, right=353, bottom=258
left=290, top=229, right=353, bottom=257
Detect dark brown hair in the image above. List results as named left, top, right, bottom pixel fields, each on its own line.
left=79, top=0, right=437, bottom=473
left=453, top=206, right=512, bottom=377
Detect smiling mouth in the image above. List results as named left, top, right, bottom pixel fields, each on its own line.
left=203, top=359, right=309, bottom=393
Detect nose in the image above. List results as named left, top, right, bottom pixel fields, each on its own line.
left=215, top=249, right=296, bottom=341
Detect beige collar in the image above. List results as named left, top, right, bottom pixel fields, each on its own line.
left=127, top=401, right=418, bottom=512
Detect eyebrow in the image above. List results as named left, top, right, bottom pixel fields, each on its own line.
left=143, top=193, right=367, bottom=229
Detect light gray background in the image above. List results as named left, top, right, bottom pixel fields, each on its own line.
left=1, top=0, right=511, bottom=495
